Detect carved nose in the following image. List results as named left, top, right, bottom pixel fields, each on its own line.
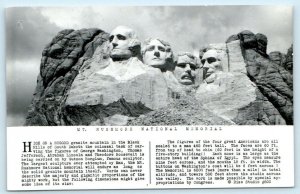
left=185, top=65, right=191, bottom=73
left=112, top=42, right=118, bottom=48
left=111, top=37, right=118, bottom=47
left=203, top=61, right=210, bottom=68
left=203, top=65, right=209, bottom=74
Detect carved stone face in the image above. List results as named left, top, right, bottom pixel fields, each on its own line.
left=201, top=49, right=222, bottom=83
left=143, top=39, right=168, bottom=69
left=109, top=26, right=135, bottom=61
left=174, top=54, right=197, bottom=85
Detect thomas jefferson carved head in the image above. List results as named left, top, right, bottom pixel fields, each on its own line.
left=109, top=26, right=140, bottom=61
left=142, top=38, right=173, bottom=71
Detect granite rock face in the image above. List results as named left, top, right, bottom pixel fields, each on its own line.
left=25, top=28, right=293, bottom=126
left=25, top=28, right=109, bottom=125
left=269, top=51, right=286, bottom=66
left=196, top=40, right=276, bottom=125
left=226, top=31, right=293, bottom=124
left=242, top=49, right=293, bottom=124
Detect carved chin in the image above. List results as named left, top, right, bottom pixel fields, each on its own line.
left=110, top=50, right=132, bottom=60
left=205, top=73, right=216, bottom=84
left=147, top=61, right=166, bottom=69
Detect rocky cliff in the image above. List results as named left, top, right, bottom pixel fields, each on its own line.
left=231, top=31, right=293, bottom=124
left=25, top=28, right=293, bottom=126
left=25, top=28, right=109, bottom=125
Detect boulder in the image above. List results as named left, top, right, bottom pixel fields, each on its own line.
left=237, top=30, right=257, bottom=49
left=255, top=33, right=268, bottom=56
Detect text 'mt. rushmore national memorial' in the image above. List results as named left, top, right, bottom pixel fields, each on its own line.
left=25, top=25, right=293, bottom=126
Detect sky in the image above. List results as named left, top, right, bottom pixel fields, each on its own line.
left=5, top=6, right=293, bottom=126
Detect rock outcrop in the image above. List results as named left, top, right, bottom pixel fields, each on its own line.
left=25, top=28, right=293, bottom=126
left=225, top=30, right=293, bottom=124
left=269, top=51, right=286, bottom=66
left=25, top=28, right=109, bottom=125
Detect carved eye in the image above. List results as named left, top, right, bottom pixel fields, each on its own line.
left=158, top=46, right=166, bottom=52
left=117, top=34, right=126, bottom=40
left=201, top=57, right=217, bottom=64
left=146, top=46, right=155, bottom=52
left=190, top=64, right=196, bottom=71
left=177, top=64, right=186, bottom=68
left=109, top=35, right=114, bottom=42
left=207, top=57, right=217, bottom=64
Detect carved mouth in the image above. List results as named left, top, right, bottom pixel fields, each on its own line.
left=152, top=57, right=161, bottom=60
left=205, top=71, right=214, bottom=78
left=180, top=74, right=194, bottom=85
left=181, top=74, right=192, bottom=80
left=111, top=48, right=120, bottom=51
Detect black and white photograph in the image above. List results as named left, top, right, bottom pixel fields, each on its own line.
left=5, top=5, right=295, bottom=191
left=6, top=6, right=293, bottom=126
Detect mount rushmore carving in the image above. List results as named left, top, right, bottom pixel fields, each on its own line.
left=25, top=26, right=293, bottom=126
